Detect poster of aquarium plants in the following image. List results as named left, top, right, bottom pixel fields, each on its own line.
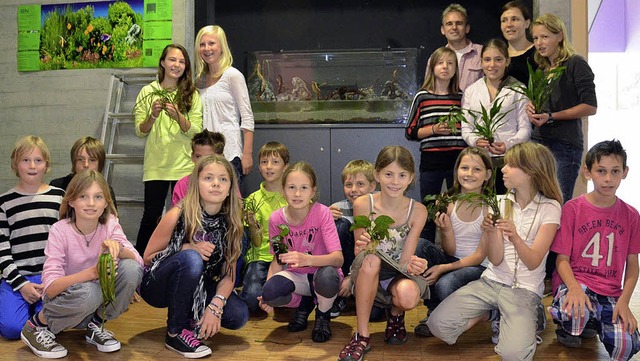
left=17, top=0, right=171, bottom=71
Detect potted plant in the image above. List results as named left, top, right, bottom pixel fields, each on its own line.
left=509, top=61, right=566, bottom=113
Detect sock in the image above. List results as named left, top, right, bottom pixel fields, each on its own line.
left=91, top=313, right=104, bottom=326
left=30, top=314, right=45, bottom=327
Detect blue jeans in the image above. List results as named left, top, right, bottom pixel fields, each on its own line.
left=140, top=249, right=248, bottom=334
left=534, top=139, right=582, bottom=204
left=335, top=218, right=355, bottom=276
left=420, top=169, right=453, bottom=242
left=239, top=261, right=270, bottom=314
left=0, top=275, right=43, bottom=340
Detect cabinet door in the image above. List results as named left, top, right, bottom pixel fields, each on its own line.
left=244, top=128, right=332, bottom=205
left=330, top=127, right=422, bottom=204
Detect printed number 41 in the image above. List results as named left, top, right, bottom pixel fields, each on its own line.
left=581, top=232, right=614, bottom=267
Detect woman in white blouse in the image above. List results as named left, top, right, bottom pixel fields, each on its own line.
left=461, top=38, right=531, bottom=193
left=194, top=25, right=255, bottom=183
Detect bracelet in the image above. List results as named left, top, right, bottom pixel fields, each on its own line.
left=150, top=113, right=158, bottom=120
left=431, top=123, right=436, bottom=134
left=213, top=294, right=227, bottom=306
left=207, top=304, right=222, bottom=319
left=209, top=301, right=223, bottom=312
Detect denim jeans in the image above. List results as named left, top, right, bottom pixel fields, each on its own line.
left=335, top=218, right=355, bottom=276
left=140, top=249, right=248, bottom=333
left=420, top=169, right=454, bottom=242
left=534, top=139, right=582, bottom=204
left=239, top=261, right=270, bottom=314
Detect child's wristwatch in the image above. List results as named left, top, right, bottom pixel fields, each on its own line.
left=547, top=112, right=554, bottom=125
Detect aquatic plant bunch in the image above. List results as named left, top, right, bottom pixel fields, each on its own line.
left=436, top=105, right=465, bottom=135
left=509, top=61, right=566, bottom=113
left=423, top=192, right=457, bottom=222
left=456, top=187, right=501, bottom=225
left=464, top=97, right=512, bottom=144
left=98, top=252, right=117, bottom=329
left=350, top=212, right=395, bottom=252
left=133, top=85, right=189, bottom=124
left=271, top=224, right=291, bottom=265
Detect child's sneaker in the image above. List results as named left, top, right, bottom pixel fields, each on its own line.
left=414, top=316, right=433, bottom=337
left=329, top=297, right=348, bottom=318
left=21, top=320, right=68, bottom=359
left=556, top=325, right=582, bottom=348
left=165, top=329, right=212, bottom=358
left=86, top=321, right=121, bottom=352
left=338, top=333, right=371, bottom=361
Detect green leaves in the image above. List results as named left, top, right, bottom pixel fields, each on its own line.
left=423, top=193, right=457, bottom=222
left=350, top=212, right=395, bottom=252
left=98, top=253, right=116, bottom=331
left=465, top=97, right=512, bottom=144
left=510, top=61, right=566, bottom=113
left=133, top=85, right=190, bottom=128
left=277, top=224, right=290, bottom=237
left=271, top=224, right=290, bottom=265
left=436, top=105, right=465, bottom=135
left=455, top=187, right=501, bottom=225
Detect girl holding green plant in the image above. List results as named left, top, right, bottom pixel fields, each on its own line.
left=427, top=142, right=562, bottom=361
left=527, top=13, right=597, bottom=204
left=338, top=146, right=428, bottom=361
left=414, top=147, right=493, bottom=337
left=405, top=46, right=467, bottom=243
left=22, top=170, right=143, bottom=358
left=462, top=38, right=531, bottom=194
left=134, top=44, right=203, bottom=256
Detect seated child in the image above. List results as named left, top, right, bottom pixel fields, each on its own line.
left=50, top=136, right=117, bottom=208
left=240, top=142, right=289, bottom=315
left=549, top=139, right=640, bottom=360
left=0, top=136, right=64, bottom=340
left=328, top=160, right=378, bottom=318
left=172, top=129, right=225, bottom=206
left=21, top=171, right=143, bottom=358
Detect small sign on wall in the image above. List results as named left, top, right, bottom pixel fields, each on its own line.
left=17, top=0, right=172, bottom=72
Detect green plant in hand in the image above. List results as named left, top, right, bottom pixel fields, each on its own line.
left=133, top=85, right=189, bottom=126
left=437, top=105, right=465, bottom=135
left=271, top=224, right=291, bottom=265
left=98, top=253, right=116, bottom=330
left=464, top=97, right=513, bottom=144
left=510, top=61, right=566, bottom=113
left=456, top=186, right=501, bottom=225
left=350, top=212, right=395, bottom=253
left=423, top=192, right=458, bottom=222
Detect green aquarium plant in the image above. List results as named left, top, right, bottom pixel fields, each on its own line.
left=133, top=85, right=190, bottom=128
left=510, top=61, right=566, bottom=113
left=456, top=186, right=502, bottom=225
left=271, top=224, right=291, bottom=265
left=349, top=212, right=395, bottom=253
left=464, top=96, right=512, bottom=144
left=423, top=192, right=458, bottom=222
left=436, top=105, right=466, bottom=135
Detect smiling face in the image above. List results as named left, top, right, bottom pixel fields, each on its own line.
left=584, top=155, right=628, bottom=200
left=161, top=47, right=186, bottom=81
left=69, top=181, right=107, bottom=222
left=198, top=162, right=231, bottom=210
left=259, top=153, right=287, bottom=185
left=532, top=24, right=563, bottom=63
left=441, top=11, right=470, bottom=44
left=283, top=171, right=316, bottom=211
left=375, top=161, right=414, bottom=198
left=501, top=8, right=530, bottom=43
left=198, top=33, right=222, bottom=67
left=17, top=147, right=47, bottom=187
left=457, top=154, right=492, bottom=193
left=74, top=147, right=99, bottom=173
left=343, top=173, right=376, bottom=204
left=482, top=46, right=509, bottom=83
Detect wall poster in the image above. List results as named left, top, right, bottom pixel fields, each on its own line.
left=17, top=0, right=172, bottom=72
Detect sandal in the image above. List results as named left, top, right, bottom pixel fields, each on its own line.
left=384, top=310, right=407, bottom=344
left=287, top=296, right=314, bottom=332
left=311, top=310, right=331, bottom=343
left=338, top=333, right=370, bottom=361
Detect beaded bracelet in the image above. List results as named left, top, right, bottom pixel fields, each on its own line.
left=209, top=301, right=224, bottom=312
left=207, top=304, right=222, bottom=319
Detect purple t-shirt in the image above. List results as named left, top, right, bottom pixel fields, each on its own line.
left=551, top=195, right=640, bottom=297
left=269, top=202, right=342, bottom=276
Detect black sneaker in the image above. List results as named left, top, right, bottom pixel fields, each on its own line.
left=21, top=320, right=68, bottom=359
left=86, top=321, right=121, bottom=352
left=414, top=316, right=433, bottom=337
left=556, top=325, right=582, bottom=348
left=329, top=297, right=348, bottom=318
left=165, top=329, right=212, bottom=358
left=288, top=296, right=314, bottom=332
left=311, top=310, right=332, bottom=343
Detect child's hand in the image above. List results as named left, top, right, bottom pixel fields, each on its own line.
left=525, top=102, right=536, bottom=118
left=482, top=213, right=498, bottom=230
left=329, top=205, right=343, bottom=220
left=434, top=212, right=451, bottom=230
left=101, top=239, right=123, bottom=260
left=257, top=296, right=273, bottom=313
left=488, top=142, right=506, bottom=156
left=279, top=251, right=309, bottom=268
left=433, top=123, right=451, bottom=135
left=406, top=255, right=428, bottom=276
left=150, top=100, right=162, bottom=120
left=197, top=308, right=221, bottom=339
left=495, top=219, right=521, bottom=243
left=338, top=275, right=352, bottom=297
left=562, top=286, right=594, bottom=321
left=190, top=241, right=216, bottom=262
left=354, top=231, right=372, bottom=255
left=163, top=102, right=180, bottom=121
left=422, top=264, right=445, bottom=285
left=613, top=302, right=638, bottom=334
left=476, top=138, right=491, bottom=150
left=19, top=283, right=43, bottom=304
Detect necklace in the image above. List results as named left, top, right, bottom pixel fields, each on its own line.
left=75, top=222, right=98, bottom=247
left=512, top=193, right=541, bottom=289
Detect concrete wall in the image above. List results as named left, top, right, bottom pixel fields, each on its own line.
left=0, top=0, right=194, bottom=239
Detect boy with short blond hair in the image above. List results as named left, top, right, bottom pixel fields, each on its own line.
left=171, top=129, right=225, bottom=206
left=0, top=136, right=64, bottom=340
left=328, top=160, right=377, bottom=318
left=549, top=139, right=640, bottom=359
left=240, top=141, right=289, bottom=315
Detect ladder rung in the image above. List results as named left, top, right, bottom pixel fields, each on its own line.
left=108, top=112, right=135, bottom=120
left=115, top=196, right=144, bottom=203
left=106, top=154, right=144, bottom=163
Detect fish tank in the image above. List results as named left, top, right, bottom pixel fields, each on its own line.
left=247, top=48, right=419, bottom=124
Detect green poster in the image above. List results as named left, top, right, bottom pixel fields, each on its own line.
left=17, top=51, right=41, bottom=72
left=144, top=21, right=172, bottom=40
left=143, top=39, right=173, bottom=67
left=17, top=5, right=41, bottom=32
left=144, top=0, right=172, bottom=21
left=18, top=31, right=40, bottom=51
